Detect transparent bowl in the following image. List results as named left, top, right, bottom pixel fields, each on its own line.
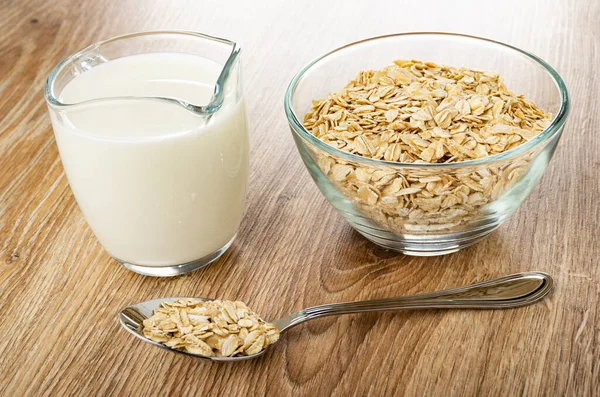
left=285, top=33, right=570, bottom=256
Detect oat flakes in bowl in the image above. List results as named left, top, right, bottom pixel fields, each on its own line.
left=285, top=33, right=569, bottom=255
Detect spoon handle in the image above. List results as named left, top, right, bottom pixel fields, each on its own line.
left=272, top=272, right=552, bottom=333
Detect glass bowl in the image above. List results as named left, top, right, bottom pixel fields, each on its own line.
left=284, top=33, right=570, bottom=256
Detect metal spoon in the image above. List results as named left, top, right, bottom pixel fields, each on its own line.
left=119, top=271, right=552, bottom=362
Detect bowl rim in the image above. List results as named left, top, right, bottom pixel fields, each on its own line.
left=284, top=32, right=570, bottom=169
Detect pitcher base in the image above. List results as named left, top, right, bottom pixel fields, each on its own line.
left=116, top=235, right=236, bottom=277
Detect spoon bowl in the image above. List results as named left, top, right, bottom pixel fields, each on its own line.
left=119, top=271, right=553, bottom=362
left=119, top=297, right=267, bottom=362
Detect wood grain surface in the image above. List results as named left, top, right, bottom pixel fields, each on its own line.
left=1, top=0, right=598, bottom=395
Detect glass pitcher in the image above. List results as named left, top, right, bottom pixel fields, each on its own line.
left=44, top=31, right=249, bottom=276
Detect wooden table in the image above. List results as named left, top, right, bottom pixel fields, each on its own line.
left=1, top=0, right=598, bottom=395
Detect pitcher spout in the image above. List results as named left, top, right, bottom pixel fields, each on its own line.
left=196, top=42, right=241, bottom=116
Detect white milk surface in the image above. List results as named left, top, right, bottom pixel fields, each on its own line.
left=52, top=53, right=248, bottom=266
